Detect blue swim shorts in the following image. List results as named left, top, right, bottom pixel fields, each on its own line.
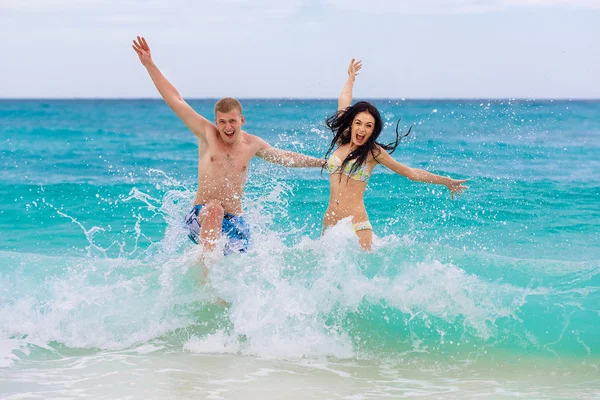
left=184, top=204, right=250, bottom=254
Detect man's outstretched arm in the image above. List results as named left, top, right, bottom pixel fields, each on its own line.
left=132, top=36, right=213, bottom=140
left=256, top=139, right=325, bottom=168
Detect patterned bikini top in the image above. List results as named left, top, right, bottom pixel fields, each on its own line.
left=326, top=153, right=371, bottom=183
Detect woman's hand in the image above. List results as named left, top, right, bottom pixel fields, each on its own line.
left=348, top=58, right=362, bottom=81
left=446, top=178, right=469, bottom=199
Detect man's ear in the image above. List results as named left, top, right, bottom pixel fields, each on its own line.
left=241, top=115, right=245, bottom=126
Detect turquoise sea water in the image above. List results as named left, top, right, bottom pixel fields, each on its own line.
left=1, top=99, right=599, bottom=398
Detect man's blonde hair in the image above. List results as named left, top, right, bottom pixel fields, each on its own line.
left=214, top=97, right=243, bottom=116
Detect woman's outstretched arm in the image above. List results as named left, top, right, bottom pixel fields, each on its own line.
left=376, top=150, right=469, bottom=199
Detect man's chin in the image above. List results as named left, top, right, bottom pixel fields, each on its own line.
left=221, top=133, right=237, bottom=142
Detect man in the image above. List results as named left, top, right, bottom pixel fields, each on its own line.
left=132, top=36, right=324, bottom=255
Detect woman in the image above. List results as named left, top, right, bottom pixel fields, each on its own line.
left=323, top=59, right=468, bottom=250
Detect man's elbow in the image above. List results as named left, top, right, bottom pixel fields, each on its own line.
left=165, top=99, right=181, bottom=112
left=172, top=96, right=187, bottom=107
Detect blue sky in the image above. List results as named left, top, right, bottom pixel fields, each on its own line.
left=1, top=0, right=598, bottom=99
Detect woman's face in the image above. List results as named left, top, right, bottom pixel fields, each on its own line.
left=350, top=111, right=375, bottom=147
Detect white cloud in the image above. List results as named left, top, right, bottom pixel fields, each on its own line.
left=1, top=0, right=306, bottom=15
left=325, top=0, right=600, bottom=14
left=0, top=0, right=597, bottom=98
left=507, top=0, right=600, bottom=8
left=324, top=0, right=502, bottom=14
left=0, top=0, right=307, bottom=41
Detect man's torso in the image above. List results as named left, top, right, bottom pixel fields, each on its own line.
left=193, top=130, right=259, bottom=215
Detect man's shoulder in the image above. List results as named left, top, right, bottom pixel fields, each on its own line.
left=240, top=132, right=271, bottom=157
left=241, top=130, right=258, bottom=140
left=200, top=125, right=219, bottom=142
left=241, top=131, right=267, bottom=146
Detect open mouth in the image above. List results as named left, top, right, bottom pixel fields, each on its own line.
left=355, top=134, right=365, bottom=143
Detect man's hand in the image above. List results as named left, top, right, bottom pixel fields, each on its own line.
left=132, top=36, right=153, bottom=67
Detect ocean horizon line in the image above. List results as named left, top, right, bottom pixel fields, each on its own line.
left=1, top=97, right=599, bottom=102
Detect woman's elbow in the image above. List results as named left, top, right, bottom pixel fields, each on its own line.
left=405, top=168, right=418, bottom=181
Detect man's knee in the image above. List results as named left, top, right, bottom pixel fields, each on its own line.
left=203, top=201, right=225, bottom=220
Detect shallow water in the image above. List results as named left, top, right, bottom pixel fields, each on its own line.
left=1, top=99, right=598, bottom=398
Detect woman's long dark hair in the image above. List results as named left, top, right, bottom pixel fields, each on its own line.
left=323, top=101, right=412, bottom=180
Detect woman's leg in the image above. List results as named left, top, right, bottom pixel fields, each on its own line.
left=355, top=229, right=373, bottom=250
left=353, top=221, right=373, bottom=250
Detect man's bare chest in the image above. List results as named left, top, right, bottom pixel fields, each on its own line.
left=200, top=147, right=254, bottom=174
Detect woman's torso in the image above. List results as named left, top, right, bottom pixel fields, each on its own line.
left=324, top=146, right=377, bottom=226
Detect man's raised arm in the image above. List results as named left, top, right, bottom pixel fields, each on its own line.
left=132, top=36, right=212, bottom=140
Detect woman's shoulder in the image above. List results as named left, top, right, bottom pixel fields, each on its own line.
left=368, top=145, right=389, bottom=162
left=332, top=144, right=349, bottom=157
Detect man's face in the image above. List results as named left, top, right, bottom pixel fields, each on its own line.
left=216, top=110, right=244, bottom=144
